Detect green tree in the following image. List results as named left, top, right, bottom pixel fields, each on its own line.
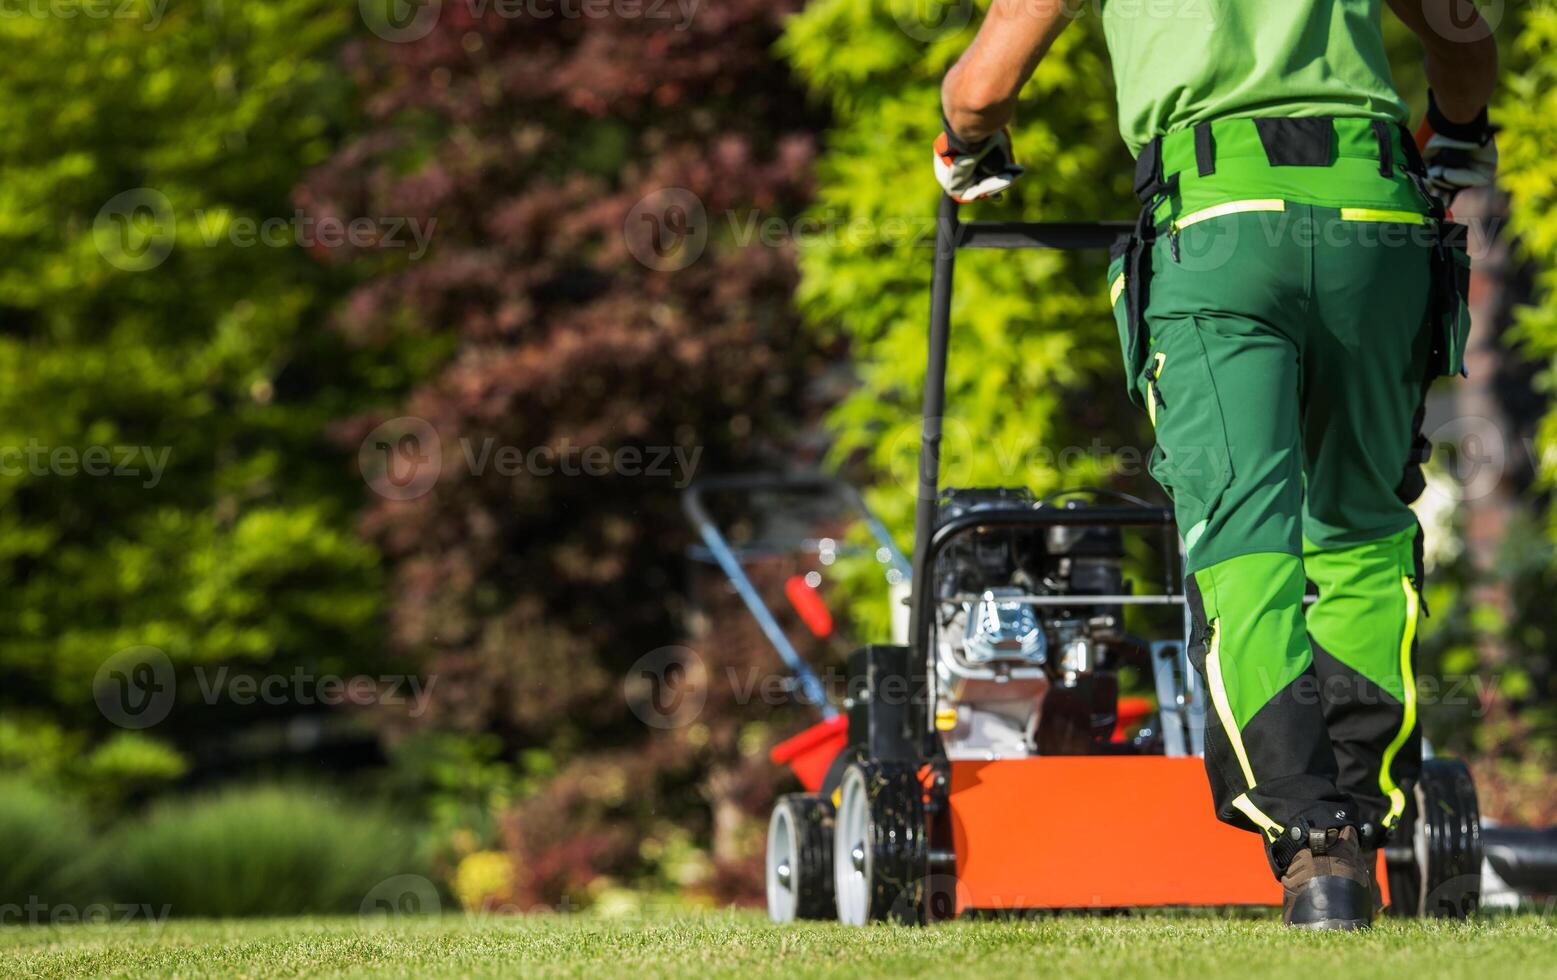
left=781, top=1, right=1140, bottom=633
left=0, top=2, right=413, bottom=786
left=1504, top=9, right=1557, bottom=487
left=1469, top=7, right=1557, bottom=776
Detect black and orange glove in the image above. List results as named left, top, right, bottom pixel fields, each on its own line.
left=934, top=116, right=1023, bottom=203
left=1416, top=91, right=1497, bottom=207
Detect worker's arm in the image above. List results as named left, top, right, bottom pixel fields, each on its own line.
left=1386, top=0, right=1498, bottom=123
left=1387, top=0, right=1500, bottom=202
left=941, top=0, right=1074, bottom=141
left=934, top=1, right=1073, bottom=201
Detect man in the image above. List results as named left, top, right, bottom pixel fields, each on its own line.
left=937, top=2, right=1497, bottom=929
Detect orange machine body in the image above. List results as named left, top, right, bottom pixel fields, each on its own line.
left=947, top=756, right=1389, bottom=911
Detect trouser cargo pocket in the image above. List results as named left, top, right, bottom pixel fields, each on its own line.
left=1108, top=236, right=1149, bottom=409
left=1431, top=221, right=1472, bottom=378
left=1142, top=316, right=1235, bottom=559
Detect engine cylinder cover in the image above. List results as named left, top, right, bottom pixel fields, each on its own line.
left=962, top=587, right=1047, bottom=665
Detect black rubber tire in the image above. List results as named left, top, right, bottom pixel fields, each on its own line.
left=834, top=760, right=928, bottom=926
left=1385, top=757, right=1482, bottom=918
left=767, top=794, right=836, bottom=922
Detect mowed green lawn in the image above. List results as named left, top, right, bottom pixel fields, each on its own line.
left=3, top=910, right=1554, bottom=979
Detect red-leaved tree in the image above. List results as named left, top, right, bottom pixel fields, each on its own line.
left=302, top=1, right=829, bottom=906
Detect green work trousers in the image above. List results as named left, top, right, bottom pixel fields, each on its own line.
left=1110, top=189, right=1448, bottom=848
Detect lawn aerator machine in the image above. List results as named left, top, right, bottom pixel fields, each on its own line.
left=690, top=196, right=1556, bottom=926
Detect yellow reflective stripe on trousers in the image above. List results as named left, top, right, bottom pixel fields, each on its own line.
left=1173, top=198, right=1286, bottom=232
left=1379, top=574, right=1421, bottom=827
left=1232, top=793, right=1283, bottom=841
left=1110, top=272, right=1126, bottom=306
left=1207, top=619, right=1286, bottom=838
left=1146, top=351, right=1166, bottom=427
left=1205, top=618, right=1257, bottom=789
left=1339, top=207, right=1430, bottom=225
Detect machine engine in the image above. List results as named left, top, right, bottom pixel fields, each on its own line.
left=932, top=488, right=1126, bottom=759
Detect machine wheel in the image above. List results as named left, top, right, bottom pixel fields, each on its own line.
left=833, top=760, right=927, bottom=926
left=767, top=794, right=836, bottom=922
left=1385, top=757, right=1482, bottom=918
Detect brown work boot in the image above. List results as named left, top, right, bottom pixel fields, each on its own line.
left=1280, top=826, right=1374, bottom=930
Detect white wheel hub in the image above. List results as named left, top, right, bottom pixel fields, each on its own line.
left=834, top=767, right=871, bottom=926
left=766, top=802, right=798, bottom=922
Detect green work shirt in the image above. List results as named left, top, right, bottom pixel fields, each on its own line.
left=1101, top=0, right=1411, bottom=156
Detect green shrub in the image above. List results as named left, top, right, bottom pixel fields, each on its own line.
left=102, top=785, right=429, bottom=917
left=0, top=778, right=98, bottom=907
left=1, top=717, right=187, bottom=815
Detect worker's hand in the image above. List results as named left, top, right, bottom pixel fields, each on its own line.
left=1418, top=91, right=1497, bottom=206
left=934, top=118, right=1023, bottom=203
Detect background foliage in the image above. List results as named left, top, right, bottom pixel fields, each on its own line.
left=300, top=0, right=829, bottom=909
left=1, top=0, right=1554, bottom=917
left=0, top=1, right=423, bottom=795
